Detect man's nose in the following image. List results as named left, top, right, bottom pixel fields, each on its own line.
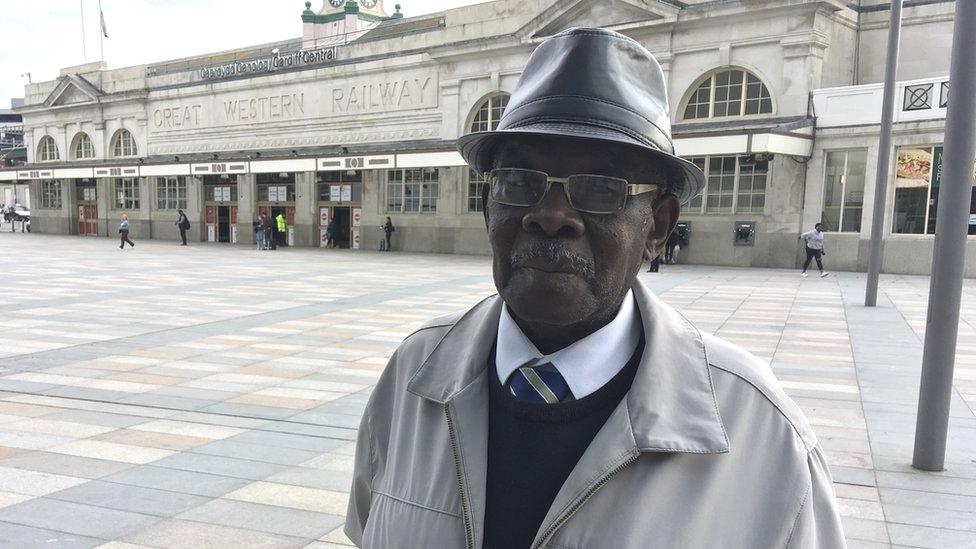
left=522, top=183, right=585, bottom=237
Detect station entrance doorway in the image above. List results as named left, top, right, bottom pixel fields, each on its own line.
left=257, top=172, right=296, bottom=247
left=316, top=170, right=363, bottom=249
left=75, top=179, right=98, bottom=236
left=203, top=175, right=238, bottom=243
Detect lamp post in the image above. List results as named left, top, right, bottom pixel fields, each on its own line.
left=864, top=0, right=903, bottom=307
left=912, top=0, right=976, bottom=472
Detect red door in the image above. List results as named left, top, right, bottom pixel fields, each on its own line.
left=78, top=204, right=98, bottom=235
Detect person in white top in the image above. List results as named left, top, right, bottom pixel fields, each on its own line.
left=800, top=223, right=828, bottom=278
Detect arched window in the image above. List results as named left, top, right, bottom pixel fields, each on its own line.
left=682, top=68, right=773, bottom=120
left=37, top=136, right=60, bottom=162
left=470, top=94, right=510, bottom=133
left=111, top=129, right=137, bottom=157
left=467, top=93, right=510, bottom=212
left=71, top=132, right=95, bottom=160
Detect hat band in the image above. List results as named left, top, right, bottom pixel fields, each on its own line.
left=498, top=95, right=675, bottom=155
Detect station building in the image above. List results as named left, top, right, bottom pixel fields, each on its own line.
left=5, top=0, right=969, bottom=275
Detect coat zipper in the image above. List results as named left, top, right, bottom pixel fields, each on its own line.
left=531, top=450, right=641, bottom=549
left=445, top=403, right=476, bottom=549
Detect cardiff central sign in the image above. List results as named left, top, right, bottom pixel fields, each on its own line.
left=199, top=46, right=338, bottom=80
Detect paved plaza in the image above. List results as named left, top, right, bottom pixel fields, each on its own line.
left=0, top=232, right=973, bottom=548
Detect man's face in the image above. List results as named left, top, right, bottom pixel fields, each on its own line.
left=486, top=136, right=678, bottom=328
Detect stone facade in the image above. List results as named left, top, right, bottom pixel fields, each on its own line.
left=5, top=0, right=964, bottom=274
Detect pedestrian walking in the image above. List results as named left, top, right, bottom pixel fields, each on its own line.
left=254, top=217, right=265, bottom=250
left=800, top=223, right=829, bottom=278
left=381, top=216, right=395, bottom=251
left=118, top=214, right=135, bottom=250
left=275, top=212, right=287, bottom=248
left=175, top=209, right=190, bottom=246
left=263, top=213, right=275, bottom=250
left=646, top=253, right=661, bottom=272
left=346, top=28, right=844, bottom=549
left=664, top=229, right=679, bottom=264
left=326, top=218, right=338, bottom=248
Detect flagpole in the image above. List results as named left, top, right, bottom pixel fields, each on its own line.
left=80, top=0, right=87, bottom=63
left=98, top=0, right=104, bottom=62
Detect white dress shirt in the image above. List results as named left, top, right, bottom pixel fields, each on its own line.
left=495, top=290, right=642, bottom=399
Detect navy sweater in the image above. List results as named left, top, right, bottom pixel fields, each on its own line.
left=483, top=339, right=643, bottom=549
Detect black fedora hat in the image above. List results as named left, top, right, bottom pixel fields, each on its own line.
left=457, top=27, right=704, bottom=205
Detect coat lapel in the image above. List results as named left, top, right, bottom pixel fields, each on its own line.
left=408, top=295, right=502, bottom=549
left=531, top=281, right=730, bottom=547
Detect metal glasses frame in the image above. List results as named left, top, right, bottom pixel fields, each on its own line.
left=487, top=168, right=659, bottom=214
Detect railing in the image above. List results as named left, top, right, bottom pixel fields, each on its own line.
left=811, top=76, right=949, bottom=128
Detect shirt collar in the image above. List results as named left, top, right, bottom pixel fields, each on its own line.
left=407, top=281, right=729, bottom=455
left=494, top=290, right=641, bottom=399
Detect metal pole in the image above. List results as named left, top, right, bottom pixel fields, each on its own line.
left=864, top=0, right=903, bottom=307
left=912, top=0, right=976, bottom=472
left=80, top=0, right=87, bottom=63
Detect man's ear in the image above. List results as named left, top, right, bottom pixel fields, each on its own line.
left=642, top=194, right=679, bottom=262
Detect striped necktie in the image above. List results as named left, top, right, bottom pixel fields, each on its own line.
left=506, top=361, right=574, bottom=404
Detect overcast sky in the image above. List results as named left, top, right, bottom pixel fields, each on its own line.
left=1, top=0, right=487, bottom=109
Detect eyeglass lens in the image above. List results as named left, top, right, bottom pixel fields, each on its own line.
left=490, top=168, right=629, bottom=214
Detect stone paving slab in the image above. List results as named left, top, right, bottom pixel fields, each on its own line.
left=0, top=232, right=974, bottom=548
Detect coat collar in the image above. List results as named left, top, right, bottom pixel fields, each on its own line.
left=406, top=280, right=729, bottom=455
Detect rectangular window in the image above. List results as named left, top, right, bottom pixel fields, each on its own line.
left=686, top=157, right=706, bottom=211
left=114, top=178, right=140, bottom=210
left=387, top=168, right=439, bottom=213
left=40, top=181, right=62, bottom=209
left=156, top=176, right=187, bottom=210
left=203, top=174, right=238, bottom=203
left=317, top=170, right=363, bottom=202
left=681, top=155, right=770, bottom=215
left=893, top=145, right=976, bottom=235
left=467, top=169, right=487, bottom=212
left=735, top=159, right=768, bottom=213
left=705, top=156, right=737, bottom=213
left=821, top=150, right=867, bottom=232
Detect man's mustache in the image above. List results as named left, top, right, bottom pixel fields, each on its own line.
left=510, top=240, right=596, bottom=282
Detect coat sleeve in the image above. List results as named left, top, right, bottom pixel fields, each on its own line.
left=786, top=446, right=847, bottom=549
left=344, top=407, right=374, bottom=546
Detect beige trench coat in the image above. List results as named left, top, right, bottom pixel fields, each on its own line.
left=346, top=282, right=846, bottom=549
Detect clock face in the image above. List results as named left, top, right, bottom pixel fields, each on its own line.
left=329, top=0, right=343, bottom=7
left=360, top=0, right=377, bottom=7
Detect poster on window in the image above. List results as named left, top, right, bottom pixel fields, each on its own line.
left=320, top=227, right=329, bottom=246
left=268, top=186, right=280, bottom=202
left=319, top=206, right=330, bottom=226
left=352, top=207, right=362, bottom=227
left=341, top=185, right=352, bottom=202
left=352, top=228, right=360, bottom=249
left=330, top=185, right=341, bottom=202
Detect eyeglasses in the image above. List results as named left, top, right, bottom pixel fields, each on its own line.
left=488, top=168, right=659, bottom=214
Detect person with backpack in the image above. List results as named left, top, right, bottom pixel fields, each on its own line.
left=175, top=209, right=190, bottom=246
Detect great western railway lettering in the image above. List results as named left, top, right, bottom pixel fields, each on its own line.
left=331, top=77, right=433, bottom=113
left=223, top=93, right=306, bottom=122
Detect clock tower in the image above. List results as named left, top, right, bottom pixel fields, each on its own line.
left=301, top=0, right=401, bottom=49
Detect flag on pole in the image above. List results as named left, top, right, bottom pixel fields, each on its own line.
left=100, top=8, right=108, bottom=38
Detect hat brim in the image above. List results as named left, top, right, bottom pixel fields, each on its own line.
left=457, top=123, right=705, bottom=206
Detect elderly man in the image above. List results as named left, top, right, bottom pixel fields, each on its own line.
left=346, top=27, right=845, bottom=549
